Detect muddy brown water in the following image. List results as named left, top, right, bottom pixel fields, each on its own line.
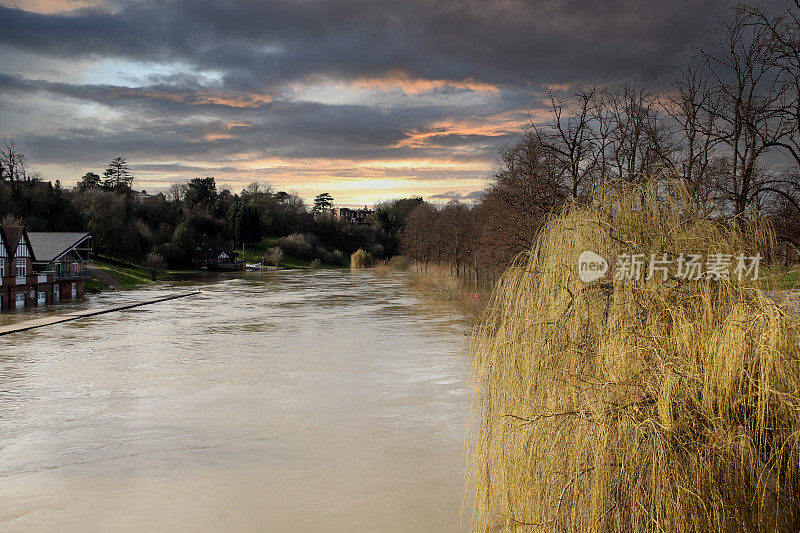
left=0, top=270, right=472, bottom=531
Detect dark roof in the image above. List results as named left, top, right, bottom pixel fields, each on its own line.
left=27, top=232, right=90, bottom=262
left=0, top=226, right=10, bottom=257
left=0, top=225, right=30, bottom=259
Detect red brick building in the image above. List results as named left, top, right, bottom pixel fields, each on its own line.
left=336, top=206, right=373, bottom=225
left=0, top=226, right=92, bottom=312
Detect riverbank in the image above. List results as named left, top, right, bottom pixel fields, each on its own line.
left=87, top=238, right=345, bottom=292
left=88, top=256, right=202, bottom=291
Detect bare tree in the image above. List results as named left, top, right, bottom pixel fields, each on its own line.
left=699, top=8, right=786, bottom=217
left=142, top=252, right=167, bottom=281
left=0, top=139, right=33, bottom=185
left=438, top=200, right=472, bottom=275
left=601, top=83, right=673, bottom=181
left=534, top=86, right=601, bottom=198
left=166, top=182, right=188, bottom=203
left=401, top=203, right=441, bottom=265
left=663, top=64, right=725, bottom=208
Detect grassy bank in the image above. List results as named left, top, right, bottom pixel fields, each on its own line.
left=91, top=256, right=200, bottom=290
left=90, top=236, right=343, bottom=291
left=467, top=179, right=800, bottom=531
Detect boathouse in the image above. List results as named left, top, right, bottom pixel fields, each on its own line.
left=192, top=237, right=245, bottom=271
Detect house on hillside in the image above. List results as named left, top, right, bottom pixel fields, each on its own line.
left=132, top=189, right=164, bottom=206
left=0, top=227, right=92, bottom=311
left=336, top=206, right=373, bottom=225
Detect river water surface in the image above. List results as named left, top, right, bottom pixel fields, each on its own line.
left=0, top=270, right=472, bottom=531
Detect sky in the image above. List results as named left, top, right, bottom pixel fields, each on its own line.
left=0, top=0, right=731, bottom=206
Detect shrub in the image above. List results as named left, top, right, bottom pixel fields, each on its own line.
left=369, top=243, right=385, bottom=259
left=278, top=233, right=344, bottom=265
left=372, top=255, right=413, bottom=279
left=350, top=248, right=374, bottom=268
left=310, top=259, right=322, bottom=269
left=155, top=242, right=188, bottom=268
left=467, top=178, right=800, bottom=531
left=277, top=232, right=317, bottom=260
left=320, top=248, right=344, bottom=265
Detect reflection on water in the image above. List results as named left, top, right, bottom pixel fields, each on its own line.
left=0, top=270, right=472, bottom=532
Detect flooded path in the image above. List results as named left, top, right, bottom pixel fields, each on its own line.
left=0, top=270, right=472, bottom=531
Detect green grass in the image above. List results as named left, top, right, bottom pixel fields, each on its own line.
left=239, top=237, right=279, bottom=264
left=84, top=279, right=109, bottom=292
left=92, top=257, right=154, bottom=288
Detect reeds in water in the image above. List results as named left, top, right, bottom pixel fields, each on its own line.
left=409, top=263, right=463, bottom=301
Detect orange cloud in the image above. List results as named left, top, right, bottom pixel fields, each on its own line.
left=395, top=109, right=543, bottom=149
left=0, top=0, right=101, bottom=13
left=105, top=87, right=272, bottom=108
left=349, top=71, right=501, bottom=95
left=544, top=83, right=573, bottom=92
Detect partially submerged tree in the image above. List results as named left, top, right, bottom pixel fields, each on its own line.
left=262, top=246, right=284, bottom=268
left=142, top=252, right=167, bottom=281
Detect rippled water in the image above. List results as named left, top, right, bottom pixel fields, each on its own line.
left=0, top=270, right=472, bottom=532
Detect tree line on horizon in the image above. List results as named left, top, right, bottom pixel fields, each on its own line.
left=0, top=150, right=423, bottom=268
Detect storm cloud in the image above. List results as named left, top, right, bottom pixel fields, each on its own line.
left=0, top=0, right=730, bottom=203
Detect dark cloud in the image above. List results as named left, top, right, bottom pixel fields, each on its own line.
left=0, top=0, right=728, bottom=87
left=0, top=0, right=732, bottom=196
left=430, top=190, right=485, bottom=202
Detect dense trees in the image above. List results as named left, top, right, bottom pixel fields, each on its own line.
left=225, top=200, right=262, bottom=246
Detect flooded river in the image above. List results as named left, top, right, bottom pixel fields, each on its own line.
left=0, top=270, right=472, bottom=531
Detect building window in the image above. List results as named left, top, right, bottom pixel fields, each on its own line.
left=0, top=258, right=4, bottom=277
left=16, top=257, right=26, bottom=278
